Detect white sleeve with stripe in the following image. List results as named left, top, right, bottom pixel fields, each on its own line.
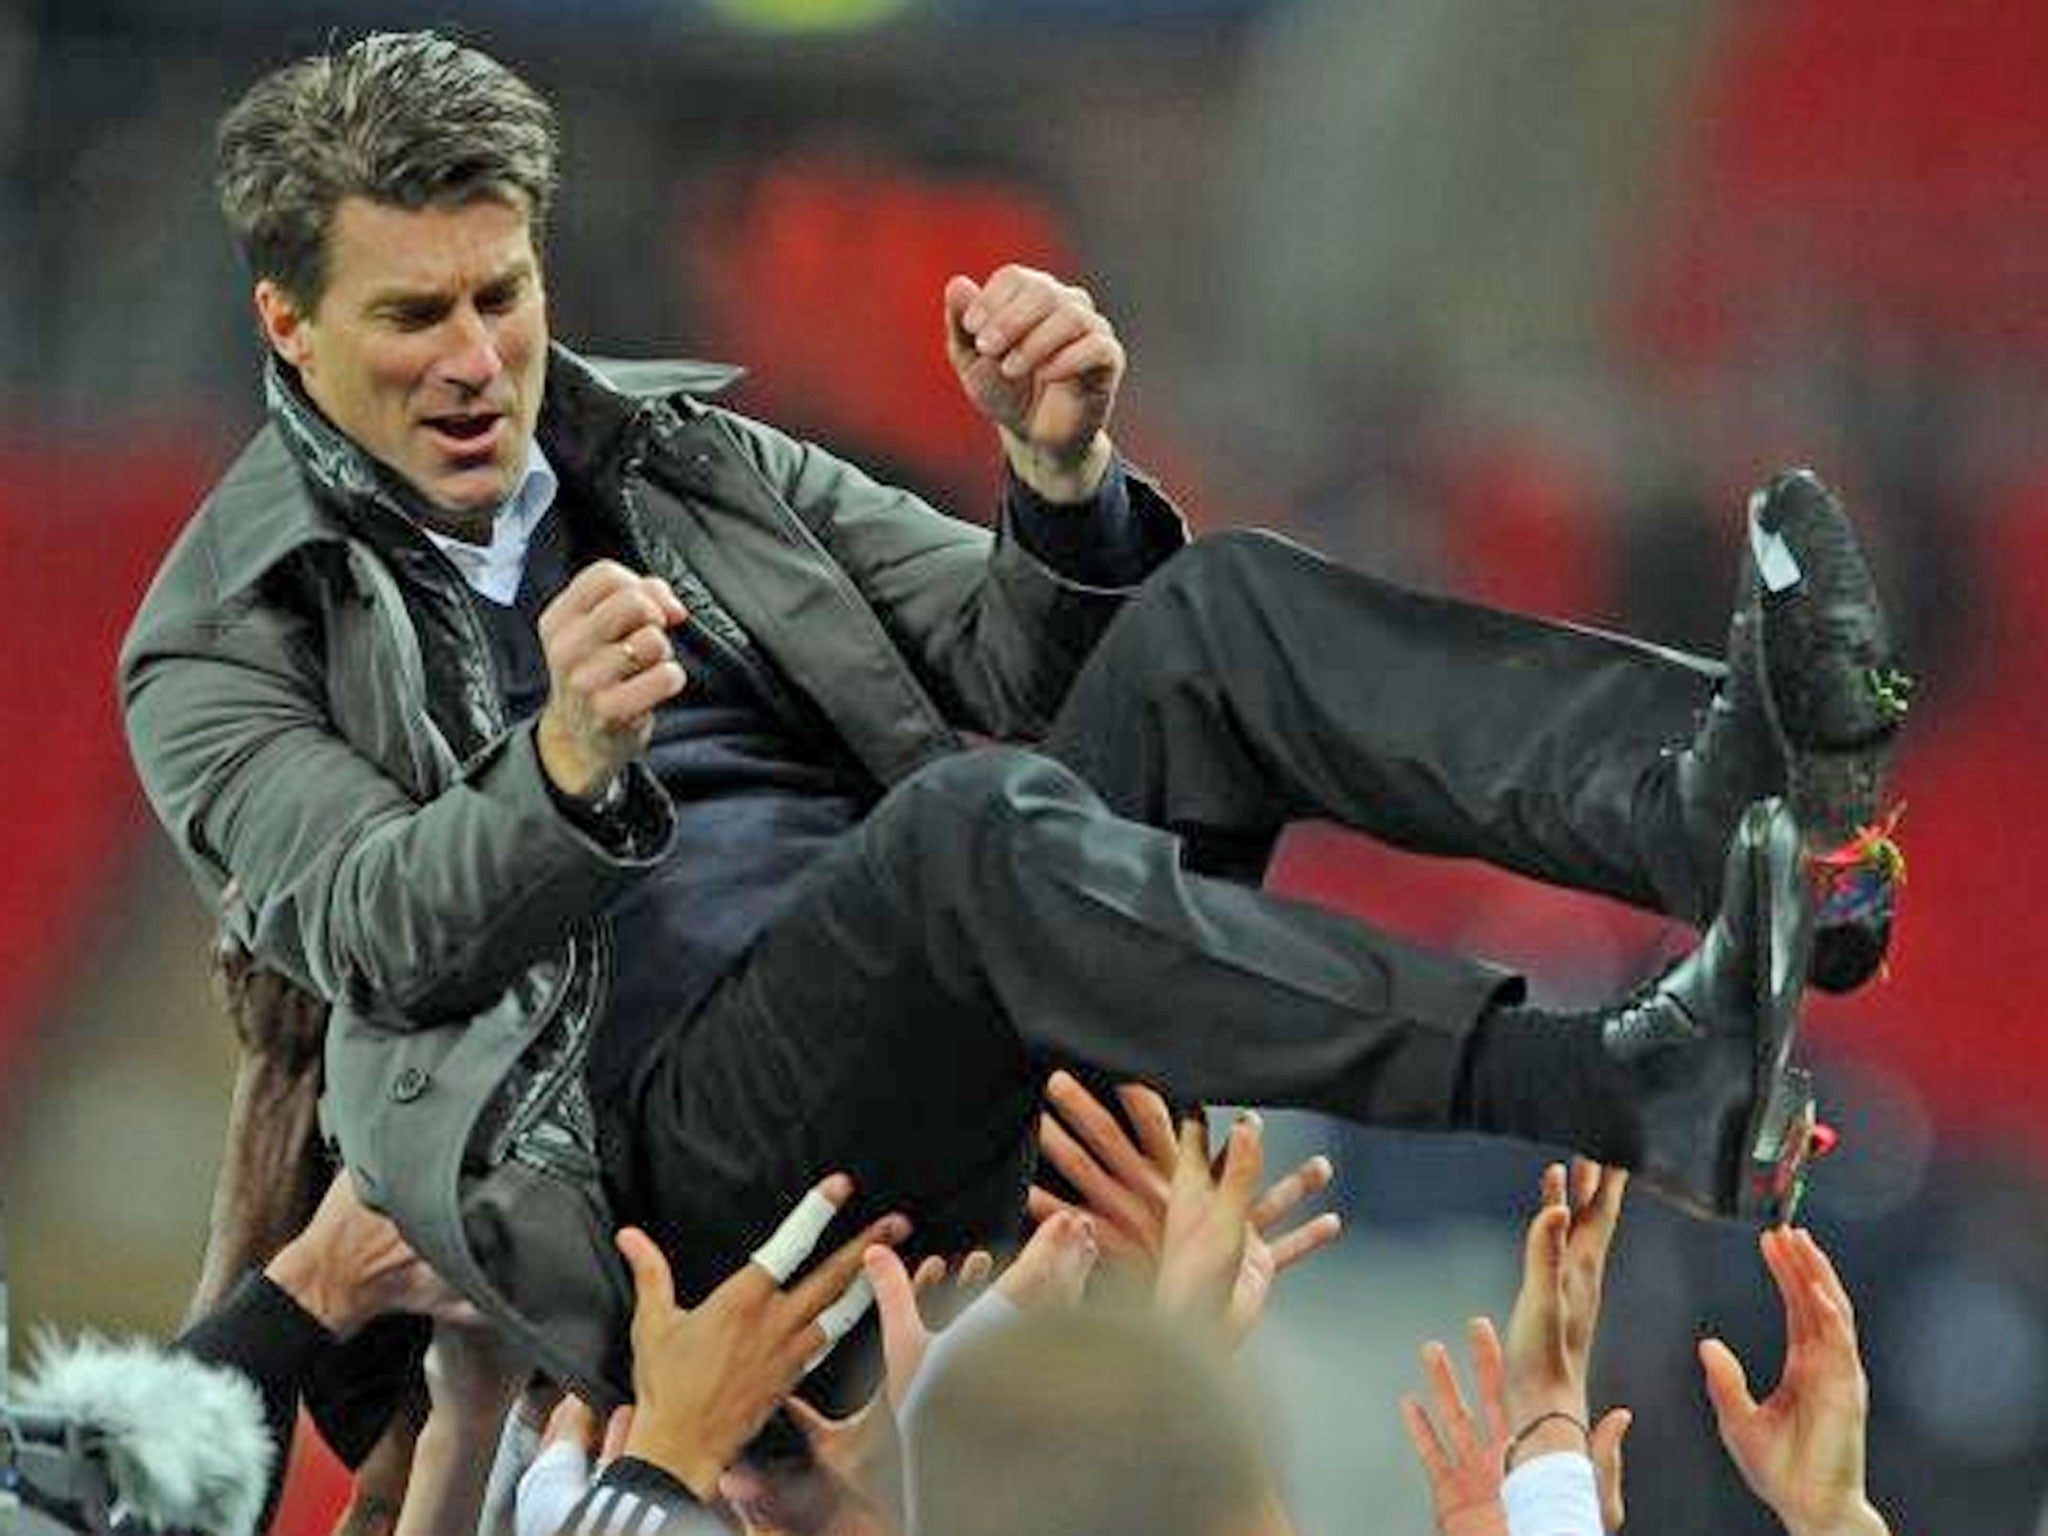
left=545, top=1457, right=726, bottom=1536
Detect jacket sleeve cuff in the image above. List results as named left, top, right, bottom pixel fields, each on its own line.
left=980, top=462, right=1188, bottom=715
left=999, top=456, right=1185, bottom=596
left=1005, top=457, right=1182, bottom=589
left=529, top=731, right=672, bottom=861
left=472, top=721, right=674, bottom=868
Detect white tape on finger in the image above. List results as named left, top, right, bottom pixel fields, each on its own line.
left=751, top=1185, right=842, bottom=1284
left=802, top=1272, right=876, bottom=1376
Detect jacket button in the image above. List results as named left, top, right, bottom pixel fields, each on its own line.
left=391, top=1067, right=429, bottom=1102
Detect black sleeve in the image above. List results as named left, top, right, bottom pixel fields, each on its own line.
left=1004, top=458, right=1172, bottom=590
left=171, top=1270, right=332, bottom=1528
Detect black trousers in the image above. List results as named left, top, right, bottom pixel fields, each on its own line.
left=610, top=530, right=1725, bottom=1306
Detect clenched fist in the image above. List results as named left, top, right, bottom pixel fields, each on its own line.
left=534, top=560, right=687, bottom=800
left=944, top=263, right=1125, bottom=503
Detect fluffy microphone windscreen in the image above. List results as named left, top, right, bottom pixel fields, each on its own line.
left=16, top=1333, right=274, bottom=1536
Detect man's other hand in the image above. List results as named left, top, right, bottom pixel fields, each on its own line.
left=944, top=264, right=1123, bottom=503
left=535, top=559, right=688, bottom=799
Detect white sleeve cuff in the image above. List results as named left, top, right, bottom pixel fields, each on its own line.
left=1502, top=1450, right=1602, bottom=1536
left=514, top=1438, right=593, bottom=1536
left=480, top=1402, right=545, bottom=1536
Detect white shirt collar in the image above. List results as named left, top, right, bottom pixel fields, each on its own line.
left=422, top=441, right=559, bottom=606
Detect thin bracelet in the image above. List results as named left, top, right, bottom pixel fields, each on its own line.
left=1503, top=1409, right=1590, bottom=1473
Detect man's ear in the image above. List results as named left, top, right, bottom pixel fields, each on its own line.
left=254, top=279, right=314, bottom=370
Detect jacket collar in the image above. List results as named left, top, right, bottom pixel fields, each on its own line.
left=205, top=344, right=744, bottom=599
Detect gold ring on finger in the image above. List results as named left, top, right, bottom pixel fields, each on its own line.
left=619, top=638, right=641, bottom=669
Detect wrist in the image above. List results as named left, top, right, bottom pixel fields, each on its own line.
left=1001, top=427, right=1114, bottom=504
left=536, top=712, right=616, bottom=802
left=621, top=1421, right=724, bottom=1503
left=263, top=1240, right=361, bottom=1338
left=1794, top=1496, right=1890, bottom=1536
left=1503, top=1409, right=1590, bottom=1473
left=1504, top=1383, right=1586, bottom=1435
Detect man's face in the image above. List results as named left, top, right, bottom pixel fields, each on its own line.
left=256, top=195, right=548, bottom=526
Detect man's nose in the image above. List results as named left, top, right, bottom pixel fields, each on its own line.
left=438, top=305, right=504, bottom=393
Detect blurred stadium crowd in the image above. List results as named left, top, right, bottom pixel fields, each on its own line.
left=1, top=2, right=2045, bottom=1532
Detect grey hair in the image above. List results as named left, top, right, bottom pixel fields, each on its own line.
left=216, top=31, right=558, bottom=309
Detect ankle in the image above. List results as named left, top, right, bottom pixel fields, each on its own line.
left=1459, top=1000, right=1639, bottom=1164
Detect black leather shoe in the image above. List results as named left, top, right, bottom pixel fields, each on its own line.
left=1609, top=797, right=1820, bottom=1222
left=1679, top=469, right=1912, bottom=992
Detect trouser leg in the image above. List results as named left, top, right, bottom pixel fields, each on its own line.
left=1044, top=529, right=1725, bottom=918
left=620, top=746, right=1511, bottom=1310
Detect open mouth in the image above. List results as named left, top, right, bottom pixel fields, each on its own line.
left=424, top=411, right=503, bottom=446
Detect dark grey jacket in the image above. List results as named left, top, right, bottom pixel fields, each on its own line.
left=119, top=344, right=1185, bottom=1401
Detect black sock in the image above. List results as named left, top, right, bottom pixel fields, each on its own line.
left=1454, top=1001, right=1638, bottom=1165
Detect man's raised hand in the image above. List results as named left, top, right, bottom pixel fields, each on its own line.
left=1502, top=1160, right=1627, bottom=1434
left=535, top=559, right=687, bottom=799
left=1027, top=1071, right=1340, bottom=1340
left=1699, top=1227, right=1890, bottom=1536
left=1400, top=1322, right=1512, bottom=1536
left=614, top=1174, right=908, bottom=1501
left=1401, top=1163, right=1632, bottom=1536
left=944, top=264, right=1124, bottom=503
left=1499, top=1160, right=1631, bottom=1528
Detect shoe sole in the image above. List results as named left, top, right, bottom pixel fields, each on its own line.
left=1744, top=1066, right=1819, bottom=1224
left=1750, top=470, right=1910, bottom=991
left=1752, top=470, right=1902, bottom=780
left=1732, top=797, right=1818, bottom=1224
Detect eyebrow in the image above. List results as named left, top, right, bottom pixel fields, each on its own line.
left=361, top=257, right=536, bottom=317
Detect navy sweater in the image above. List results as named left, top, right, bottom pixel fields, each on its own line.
left=472, top=465, right=1151, bottom=1100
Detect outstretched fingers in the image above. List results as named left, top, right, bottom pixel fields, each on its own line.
left=1420, top=1339, right=1486, bottom=1460
left=1265, top=1211, right=1343, bottom=1272
left=1520, top=1199, right=1570, bottom=1308
left=1466, top=1316, right=1511, bottom=1445
left=1569, top=1159, right=1628, bottom=1257
left=1248, top=1153, right=1333, bottom=1232
left=1761, top=1228, right=1825, bottom=1353
left=1054, top=1072, right=1176, bottom=1186
left=748, top=1173, right=855, bottom=1288
left=1215, top=1112, right=1266, bottom=1216
left=1791, top=1229, right=1860, bottom=1341
left=1037, top=1110, right=1156, bottom=1245
left=864, top=1245, right=930, bottom=1409
left=1113, top=1081, right=1182, bottom=1170
left=781, top=1209, right=910, bottom=1356
left=1249, top=1149, right=1340, bottom=1272
left=1400, top=1392, right=1453, bottom=1478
